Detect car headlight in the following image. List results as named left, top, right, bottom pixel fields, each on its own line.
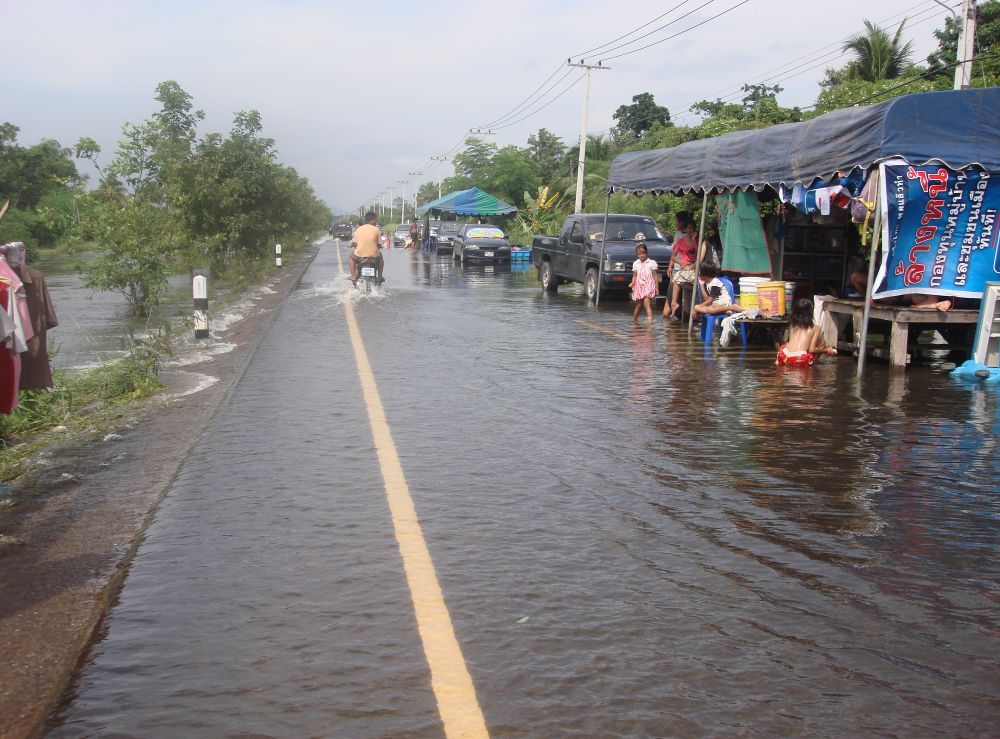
left=465, top=244, right=479, bottom=250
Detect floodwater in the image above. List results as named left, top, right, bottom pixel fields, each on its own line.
left=49, top=243, right=999, bottom=736
left=33, top=251, right=214, bottom=371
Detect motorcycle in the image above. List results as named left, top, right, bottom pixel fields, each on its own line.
left=356, top=256, right=383, bottom=294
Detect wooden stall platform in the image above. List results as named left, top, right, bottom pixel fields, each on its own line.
left=817, top=297, right=979, bottom=369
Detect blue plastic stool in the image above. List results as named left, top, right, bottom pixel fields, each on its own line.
left=699, top=276, right=747, bottom=346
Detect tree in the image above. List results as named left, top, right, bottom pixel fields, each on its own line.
left=487, top=146, right=541, bottom=206
left=611, top=93, right=671, bottom=145
left=452, top=137, right=497, bottom=186
left=842, top=19, right=915, bottom=82
left=0, top=125, right=79, bottom=209
left=526, top=128, right=566, bottom=182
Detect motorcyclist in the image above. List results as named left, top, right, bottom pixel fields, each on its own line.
left=349, top=211, right=384, bottom=284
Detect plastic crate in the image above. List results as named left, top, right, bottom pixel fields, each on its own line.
left=510, top=247, right=532, bottom=262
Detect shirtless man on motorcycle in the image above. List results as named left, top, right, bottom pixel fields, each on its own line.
left=348, top=211, right=384, bottom=285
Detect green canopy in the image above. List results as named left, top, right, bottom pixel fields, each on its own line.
left=416, top=187, right=517, bottom=217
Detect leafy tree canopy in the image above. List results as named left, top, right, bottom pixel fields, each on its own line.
left=611, top=92, right=671, bottom=146
left=526, top=128, right=566, bottom=183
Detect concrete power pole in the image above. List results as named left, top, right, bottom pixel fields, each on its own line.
left=431, top=155, right=448, bottom=199
left=955, top=0, right=977, bottom=89
left=568, top=59, right=610, bottom=214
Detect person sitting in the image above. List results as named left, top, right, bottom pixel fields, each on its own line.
left=776, top=298, right=837, bottom=366
left=693, top=264, right=743, bottom=317
left=348, top=211, right=384, bottom=284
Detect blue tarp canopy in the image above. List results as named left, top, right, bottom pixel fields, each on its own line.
left=416, top=187, right=518, bottom=216
left=608, top=88, right=1000, bottom=195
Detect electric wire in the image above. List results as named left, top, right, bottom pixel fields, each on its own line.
left=568, top=0, right=694, bottom=59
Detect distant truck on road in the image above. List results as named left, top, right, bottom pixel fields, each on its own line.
left=531, top=214, right=672, bottom=301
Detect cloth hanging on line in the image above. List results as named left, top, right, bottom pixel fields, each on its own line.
left=0, top=280, right=21, bottom=414
left=716, top=190, right=772, bottom=275
left=13, top=262, right=58, bottom=390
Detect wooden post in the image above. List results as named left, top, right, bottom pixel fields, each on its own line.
left=687, top=191, right=709, bottom=334
left=595, top=191, right=611, bottom=307
left=856, top=174, right=883, bottom=377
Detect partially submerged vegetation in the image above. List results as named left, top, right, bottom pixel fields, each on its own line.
left=0, top=329, right=167, bottom=482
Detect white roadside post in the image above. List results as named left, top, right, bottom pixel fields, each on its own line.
left=275, top=243, right=282, bottom=268
left=193, top=275, right=209, bottom=340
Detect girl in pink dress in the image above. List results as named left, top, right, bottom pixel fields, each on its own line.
left=629, top=243, right=659, bottom=321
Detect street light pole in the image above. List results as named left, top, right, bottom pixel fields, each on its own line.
left=399, top=180, right=408, bottom=222
left=568, top=59, right=610, bottom=214
left=431, top=155, right=448, bottom=198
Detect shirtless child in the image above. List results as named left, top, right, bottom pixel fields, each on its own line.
left=776, top=298, right=838, bottom=367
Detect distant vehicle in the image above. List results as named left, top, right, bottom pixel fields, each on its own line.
left=331, top=221, right=354, bottom=239
left=453, top=224, right=512, bottom=263
left=434, top=220, right=462, bottom=253
left=531, top=214, right=670, bottom=301
left=392, top=224, right=411, bottom=247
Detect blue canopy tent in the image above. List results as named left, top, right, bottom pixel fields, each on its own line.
left=608, top=88, right=1000, bottom=195
left=415, top=187, right=518, bottom=217
left=605, top=88, right=1000, bottom=370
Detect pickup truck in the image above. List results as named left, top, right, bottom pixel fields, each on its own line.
left=531, top=214, right=672, bottom=301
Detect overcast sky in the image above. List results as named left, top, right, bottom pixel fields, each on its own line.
left=5, top=0, right=951, bottom=214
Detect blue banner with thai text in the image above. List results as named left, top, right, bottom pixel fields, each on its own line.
left=874, top=159, right=1000, bottom=299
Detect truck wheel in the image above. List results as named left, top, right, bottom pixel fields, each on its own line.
left=540, top=261, right=558, bottom=292
left=585, top=267, right=600, bottom=302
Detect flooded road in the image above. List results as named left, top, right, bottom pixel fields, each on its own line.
left=50, top=242, right=999, bottom=736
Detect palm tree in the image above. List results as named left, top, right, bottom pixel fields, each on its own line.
left=843, top=19, right=915, bottom=81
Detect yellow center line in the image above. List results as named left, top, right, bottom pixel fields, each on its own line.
left=335, top=245, right=489, bottom=739
left=574, top=319, right=633, bottom=341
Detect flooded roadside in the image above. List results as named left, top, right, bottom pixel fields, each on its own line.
left=44, top=246, right=999, bottom=737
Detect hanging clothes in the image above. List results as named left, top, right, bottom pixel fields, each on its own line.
left=0, top=255, right=33, bottom=346
left=716, top=190, right=772, bottom=275
left=13, top=262, right=58, bottom=390
left=0, top=280, right=21, bottom=414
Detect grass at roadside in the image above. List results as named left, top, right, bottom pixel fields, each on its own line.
left=0, top=330, right=168, bottom=482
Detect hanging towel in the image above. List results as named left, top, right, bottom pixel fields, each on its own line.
left=716, top=191, right=772, bottom=275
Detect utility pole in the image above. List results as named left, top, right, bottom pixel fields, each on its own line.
left=388, top=185, right=394, bottom=221
left=408, top=171, right=422, bottom=210
left=955, top=0, right=977, bottom=89
left=568, top=59, right=610, bottom=214
left=399, top=180, right=408, bottom=222
left=431, top=155, right=448, bottom=198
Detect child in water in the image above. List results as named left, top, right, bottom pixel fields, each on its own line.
left=777, top=298, right=838, bottom=366
left=629, top=242, right=659, bottom=321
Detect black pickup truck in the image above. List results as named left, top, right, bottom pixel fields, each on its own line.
left=531, top=213, right=672, bottom=300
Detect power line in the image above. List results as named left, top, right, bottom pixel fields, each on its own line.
left=602, top=0, right=750, bottom=61
left=569, top=0, right=718, bottom=61
left=675, top=0, right=953, bottom=119
left=688, top=0, right=944, bottom=109
left=569, top=0, right=695, bottom=59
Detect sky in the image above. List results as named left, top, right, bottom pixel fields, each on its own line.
left=4, top=0, right=953, bottom=215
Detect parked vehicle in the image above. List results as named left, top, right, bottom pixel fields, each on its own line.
left=392, top=224, right=411, bottom=247
left=453, top=224, right=512, bottom=263
left=331, top=221, right=353, bottom=239
left=531, top=214, right=671, bottom=301
left=434, top=220, right=462, bottom=253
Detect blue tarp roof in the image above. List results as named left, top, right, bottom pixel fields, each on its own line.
left=609, top=88, right=1000, bottom=195
left=415, top=187, right=518, bottom=216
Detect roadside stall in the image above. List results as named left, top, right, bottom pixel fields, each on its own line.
left=416, top=187, right=517, bottom=252
left=606, top=87, right=1000, bottom=371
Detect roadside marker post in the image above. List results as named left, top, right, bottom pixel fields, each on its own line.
left=193, top=275, right=209, bottom=339
left=275, top=243, right=282, bottom=268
